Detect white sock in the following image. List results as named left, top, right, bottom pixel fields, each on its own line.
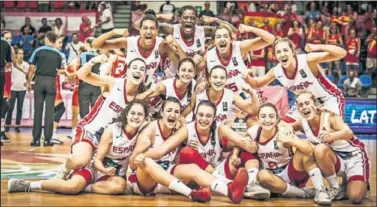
left=212, top=171, right=231, bottom=184
left=325, top=174, right=340, bottom=188
left=83, top=184, right=92, bottom=193
left=210, top=179, right=228, bottom=196
left=282, top=183, right=305, bottom=198
left=30, top=181, right=42, bottom=190
left=309, top=168, right=326, bottom=191
left=247, top=168, right=258, bottom=185
left=168, top=178, right=192, bottom=197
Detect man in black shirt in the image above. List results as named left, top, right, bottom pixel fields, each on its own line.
left=199, top=2, right=215, bottom=18
left=26, top=32, right=67, bottom=147
left=0, top=34, right=12, bottom=146
left=36, top=18, right=52, bottom=47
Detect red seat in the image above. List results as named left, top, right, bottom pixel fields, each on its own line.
left=52, top=1, right=65, bottom=9
left=28, top=1, right=38, bottom=9
left=17, top=1, right=27, bottom=8
left=3, top=2, right=15, bottom=8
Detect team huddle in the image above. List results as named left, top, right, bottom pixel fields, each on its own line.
left=7, top=6, right=370, bottom=205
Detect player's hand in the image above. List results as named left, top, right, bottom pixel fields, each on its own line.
left=241, top=69, right=253, bottom=80
left=104, top=167, right=116, bottom=176
left=238, top=24, right=248, bottom=34
left=202, top=15, right=218, bottom=24
left=319, top=132, right=334, bottom=145
left=134, top=154, right=146, bottom=169
left=304, top=43, right=321, bottom=53
left=242, top=84, right=253, bottom=94
left=192, top=54, right=203, bottom=66
left=277, top=124, right=294, bottom=145
left=195, top=80, right=208, bottom=94
left=188, top=140, right=199, bottom=150
left=230, top=155, right=241, bottom=167
left=175, top=115, right=186, bottom=129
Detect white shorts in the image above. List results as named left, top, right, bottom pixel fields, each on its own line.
left=335, top=150, right=370, bottom=184
left=366, top=58, right=376, bottom=69
left=283, top=97, right=344, bottom=123
left=270, top=160, right=310, bottom=188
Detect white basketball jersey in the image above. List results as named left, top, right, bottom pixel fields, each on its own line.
left=186, top=122, right=222, bottom=166
left=150, top=121, right=178, bottom=165
left=82, top=78, right=131, bottom=132
left=161, top=24, right=205, bottom=79
left=103, top=123, right=139, bottom=176
left=273, top=54, right=343, bottom=104
left=195, top=88, right=234, bottom=124
left=301, top=119, right=361, bottom=153
left=206, top=41, right=248, bottom=95
left=126, top=36, right=163, bottom=86
left=162, top=78, right=196, bottom=121
left=247, top=125, right=293, bottom=169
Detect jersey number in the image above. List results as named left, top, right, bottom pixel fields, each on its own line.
left=227, top=83, right=238, bottom=92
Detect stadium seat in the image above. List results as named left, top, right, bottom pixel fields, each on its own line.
left=2, top=1, right=15, bottom=11
left=326, top=74, right=334, bottom=83
left=16, top=1, right=27, bottom=10
left=51, top=1, right=65, bottom=11
left=359, top=74, right=372, bottom=88
left=337, top=75, right=348, bottom=88
left=28, top=1, right=38, bottom=10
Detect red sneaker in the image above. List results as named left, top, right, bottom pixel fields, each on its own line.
left=228, top=168, right=249, bottom=204
left=190, top=187, right=211, bottom=203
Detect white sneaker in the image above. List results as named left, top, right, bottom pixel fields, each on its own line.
left=244, top=182, right=271, bottom=200
left=328, top=186, right=345, bottom=200
left=302, top=187, right=316, bottom=198
left=55, top=163, right=70, bottom=180
left=314, top=187, right=332, bottom=205
left=8, top=178, right=31, bottom=193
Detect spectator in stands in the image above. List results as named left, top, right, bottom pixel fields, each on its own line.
left=261, top=19, right=273, bottom=33
left=326, top=22, right=343, bottom=80
left=305, top=2, right=321, bottom=24
left=284, top=1, right=297, bottom=14
left=224, top=1, right=238, bottom=10
left=345, top=29, right=361, bottom=77
left=19, top=27, right=35, bottom=61
left=36, top=18, right=52, bottom=47
left=344, top=18, right=357, bottom=42
left=288, top=20, right=304, bottom=54
left=248, top=2, right=257, bottom=12
left=343, top=70, right=362, bottom=98
left=364, top=4, right=376, bottom=37
left=199, top=2, right=214, bottom=18
left=218, top=7, right=231, bottom=23
left=52, top=18, right=65, bottom=38
left=366, top=27, right=376, bottom=83
left=38, top=0, right=50, bottom=12
left=5, top=48, right=29, bottom=133
left=159, top=1, right=176, bottom=14
left=1, top=14, right=5, bottom=31
left=309, top=20, right=326, bottom=44
left=131, top=2, right=147, bottom=36
left=282, top=6, right=297, bottom=36
left=79, top=16, right=93, bottom=43
left=250, top=48, right=266, bottom=78
left=20, top=17, right=36, bottom=36
left=65, top=33, right=84, bottom=64
left=96, top=3, right=114, bottom=34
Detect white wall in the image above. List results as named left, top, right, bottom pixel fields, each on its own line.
left=140, top=0, right=218, bottom=15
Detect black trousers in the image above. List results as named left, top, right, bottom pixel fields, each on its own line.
left=78, top=85, right=101, bottom=118
left=6, top=90, right=26, bottom=126
left=0, top=70, right=5, bottom=115
left=32, top=75, right=56, bottom=142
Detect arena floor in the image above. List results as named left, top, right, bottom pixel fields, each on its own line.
left=1, top=129, right=376, bottom=206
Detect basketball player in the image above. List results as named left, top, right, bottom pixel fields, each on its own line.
left=243, top=38, right=346, bottom=123
left=137, top=58, right=197, bottom=121
left=8, top=100, right=146, bottom=195
left=293, top=91, right=370, bottom=204
left=54, top=57, right=147, bottom=180
left=246, top=103, right=332, bottom=205
left=129, top=97, right=250, bottom=204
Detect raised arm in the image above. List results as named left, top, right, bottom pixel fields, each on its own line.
left=202, top=15, right=239, bottom=37
left=238, top=24, right=275, bottom=57
left=319, top=114, right=354, bottom=143
left=218, top=124, right=257, bottom=153
left=136, top=81, right=166, bottom=100
left=305, top=43, right=347, bottom=75
left=76, top=54, right=115, bottom=88
left=143, top=126, right=189, bottom=160
left=233, top=88, right=259, bottom=117
left=94, top=127, right=113, bottom=175
left=181, top=92, right=196, bottom=118
left=91, top=29, right=128, bottom=49
left=129, top=123, right=155, bottom=170
left=243, top=66, right=276, bottom=89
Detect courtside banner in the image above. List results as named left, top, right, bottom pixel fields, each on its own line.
left=2, top=12, right=96, bottom=35
left=243, top=12, right=283, bottom=27
left=344, top=98, right=377, bottom=134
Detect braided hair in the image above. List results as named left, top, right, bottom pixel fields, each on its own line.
left=196, top=100, right=217, bottom=146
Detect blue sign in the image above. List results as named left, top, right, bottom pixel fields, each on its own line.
left=344, top=98, right=376, bottom=134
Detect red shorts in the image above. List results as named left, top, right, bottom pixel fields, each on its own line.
left=72, top=86, right=79, bottom=107
left=345, top=53, right=359, bottom=65
left=218, top=151, right=258, bottom=180
left=274, top=159, right=310, bottom=188
left=55, top=78, right=63, bottom=102
left=69, top=167, right=94, bottom=186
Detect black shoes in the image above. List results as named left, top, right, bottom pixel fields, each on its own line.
left=15, top=127, right=21, bottom=133
left=4, top=127, right=9, bottom=132
left=30, top=140, right=40, bottom=146
left=1, top=132, right=10, bottom=142
left=43, top=140, right=54, bottom=146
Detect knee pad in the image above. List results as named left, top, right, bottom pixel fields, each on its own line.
left=178, top=146, right=209, bottom=170
left=54, top=102, right=66, bottom=123
left=1, top=98, right=9, bottom=118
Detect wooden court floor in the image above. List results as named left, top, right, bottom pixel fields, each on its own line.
left=1, top=131, right=376, bottom=206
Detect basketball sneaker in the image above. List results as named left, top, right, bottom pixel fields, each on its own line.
left=328, top=186, right=345, bottom=200
left=55, top=163, right=70, bottom=180
left=244, top=181, right=271, bottom=200
left=314, top=187, right=332, bottom=205
left=227, top=168, right=249, bottom=204
left=190, top=187, right=211, bottom=202
left=8, top=178, right=31, bottom=193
